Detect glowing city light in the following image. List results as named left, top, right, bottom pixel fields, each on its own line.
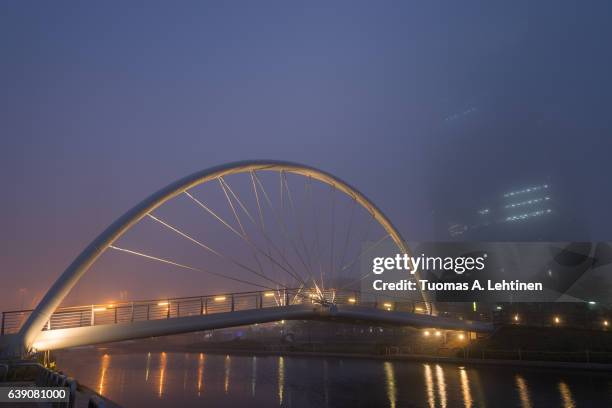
left=504, top=185, right=549, bottom=198
left=554, top=316, right=561, bottom=324
left=514, top=314, right=520, bottom=322
left=93, top=307, right=106, bottom=312
left=214, top=296, right=226, bottom=302
left=348, top=298, right=356, bottom=303
left=435, top=331, right=442, bottom=337
left=504, top=197, right=550, bottom=208
left=505, top=209, right=552, bottom=222
left=458, top=333, right=465, bottom=340
left=264, top=292, right=275, bottom=297
left=157, top=302, right=169, bottom=306
left=604, top=320, right=609, bottom=327
left=423, top=330, right=430, bottom=337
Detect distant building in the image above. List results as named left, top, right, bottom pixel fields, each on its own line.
left=438, top=182, right=587, bottom=241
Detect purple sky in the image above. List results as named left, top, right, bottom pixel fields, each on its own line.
left=1, top=1, right=611, bottom=310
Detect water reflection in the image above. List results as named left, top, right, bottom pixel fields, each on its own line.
left=423, top=364, right=435, bottom=408
left=470, top=370, right=487, bottom=408
left=384, top=362, right=397, bottom=408
left=145, top=352, right=151, bottom=382
left=278, top=356, right=285, bottom=405
left=459, top=367, right=473, bottom=408
left=435, top=364, right=447, bottom=408
left=57, top=351, right=612, bottom=408
left=158, top=352, right=167, bottom=398
left=224, top=355, right=231, bottom=394
left=558, top=381, right=576, bottom=408
left=515, top=375, right=532, bottom=408
left=197, top=353, right=205, bottom=396
left=182, top=354, right=189, bottom=391
left=250, top=356, right=256, bottom=397
left=98, top=354, right=110, bottom=395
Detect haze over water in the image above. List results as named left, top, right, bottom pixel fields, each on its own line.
left=55, top=349, right=612, bottom=407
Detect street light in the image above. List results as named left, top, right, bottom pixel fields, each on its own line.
left=604, top=320, right=609, bottom=327
left=423, top=330, right=430, bottom=337
left=513, top=314, right=520, bottom=322
left=435, top=331, right=442, bottom=337
left=553, top=316, right=561, bottom=325
left=458, top=333, right=465, bottom=340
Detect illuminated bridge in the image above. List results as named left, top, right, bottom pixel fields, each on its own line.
left=1, top=161, right=492, bottom=356
left=1, top=288, right=492, bottom=351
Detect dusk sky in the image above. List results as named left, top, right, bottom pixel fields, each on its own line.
left=2, top=1, right=612, bottom=310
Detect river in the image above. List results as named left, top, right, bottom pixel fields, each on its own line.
left=55, top=349, right=612, bottom=407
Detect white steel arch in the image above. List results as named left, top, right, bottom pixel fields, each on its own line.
left=18, top=160, right=429, bottom=353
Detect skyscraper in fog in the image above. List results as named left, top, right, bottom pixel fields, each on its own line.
left=438, top=182, right=587, bottom=241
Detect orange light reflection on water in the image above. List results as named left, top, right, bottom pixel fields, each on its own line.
left=197, top=353, right=205, bottom=396
left=158, top=352, right=167, bottom=398
left=97, top=354, right=110, bottom=395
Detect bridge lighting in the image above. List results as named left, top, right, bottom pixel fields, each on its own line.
left=264, top=292, right=275, bottom=297
left=93, top=307, right=106, bottom=312
left=435, top=331, right=442, bottom=337
left=157, top=302, right=169, bottom=306
left=214, top=296, right=227, bottom=302
left=423, top=330, right=430, bottom=337
left=348, top=298, right=356, bottom=303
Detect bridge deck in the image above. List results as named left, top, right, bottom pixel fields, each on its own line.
left=1, top=289, right=493, bottom=351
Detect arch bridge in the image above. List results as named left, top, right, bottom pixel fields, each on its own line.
left=1, top=161, right=493, bottom=356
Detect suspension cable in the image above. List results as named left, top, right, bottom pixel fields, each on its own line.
left=109, top=245, right=275, bottom=290
left=186, top=187, right=307, bottom=287
left=280, top=171, right=317, bottom=285
left=146, top=213, right=286, bottom=288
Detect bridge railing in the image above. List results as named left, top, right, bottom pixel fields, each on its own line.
left=1, top=288, right=435, bottom=335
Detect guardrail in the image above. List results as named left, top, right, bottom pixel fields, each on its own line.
left=0, top=362, right=78, bottom=407
left=1, top=288, right=433, bottom=335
